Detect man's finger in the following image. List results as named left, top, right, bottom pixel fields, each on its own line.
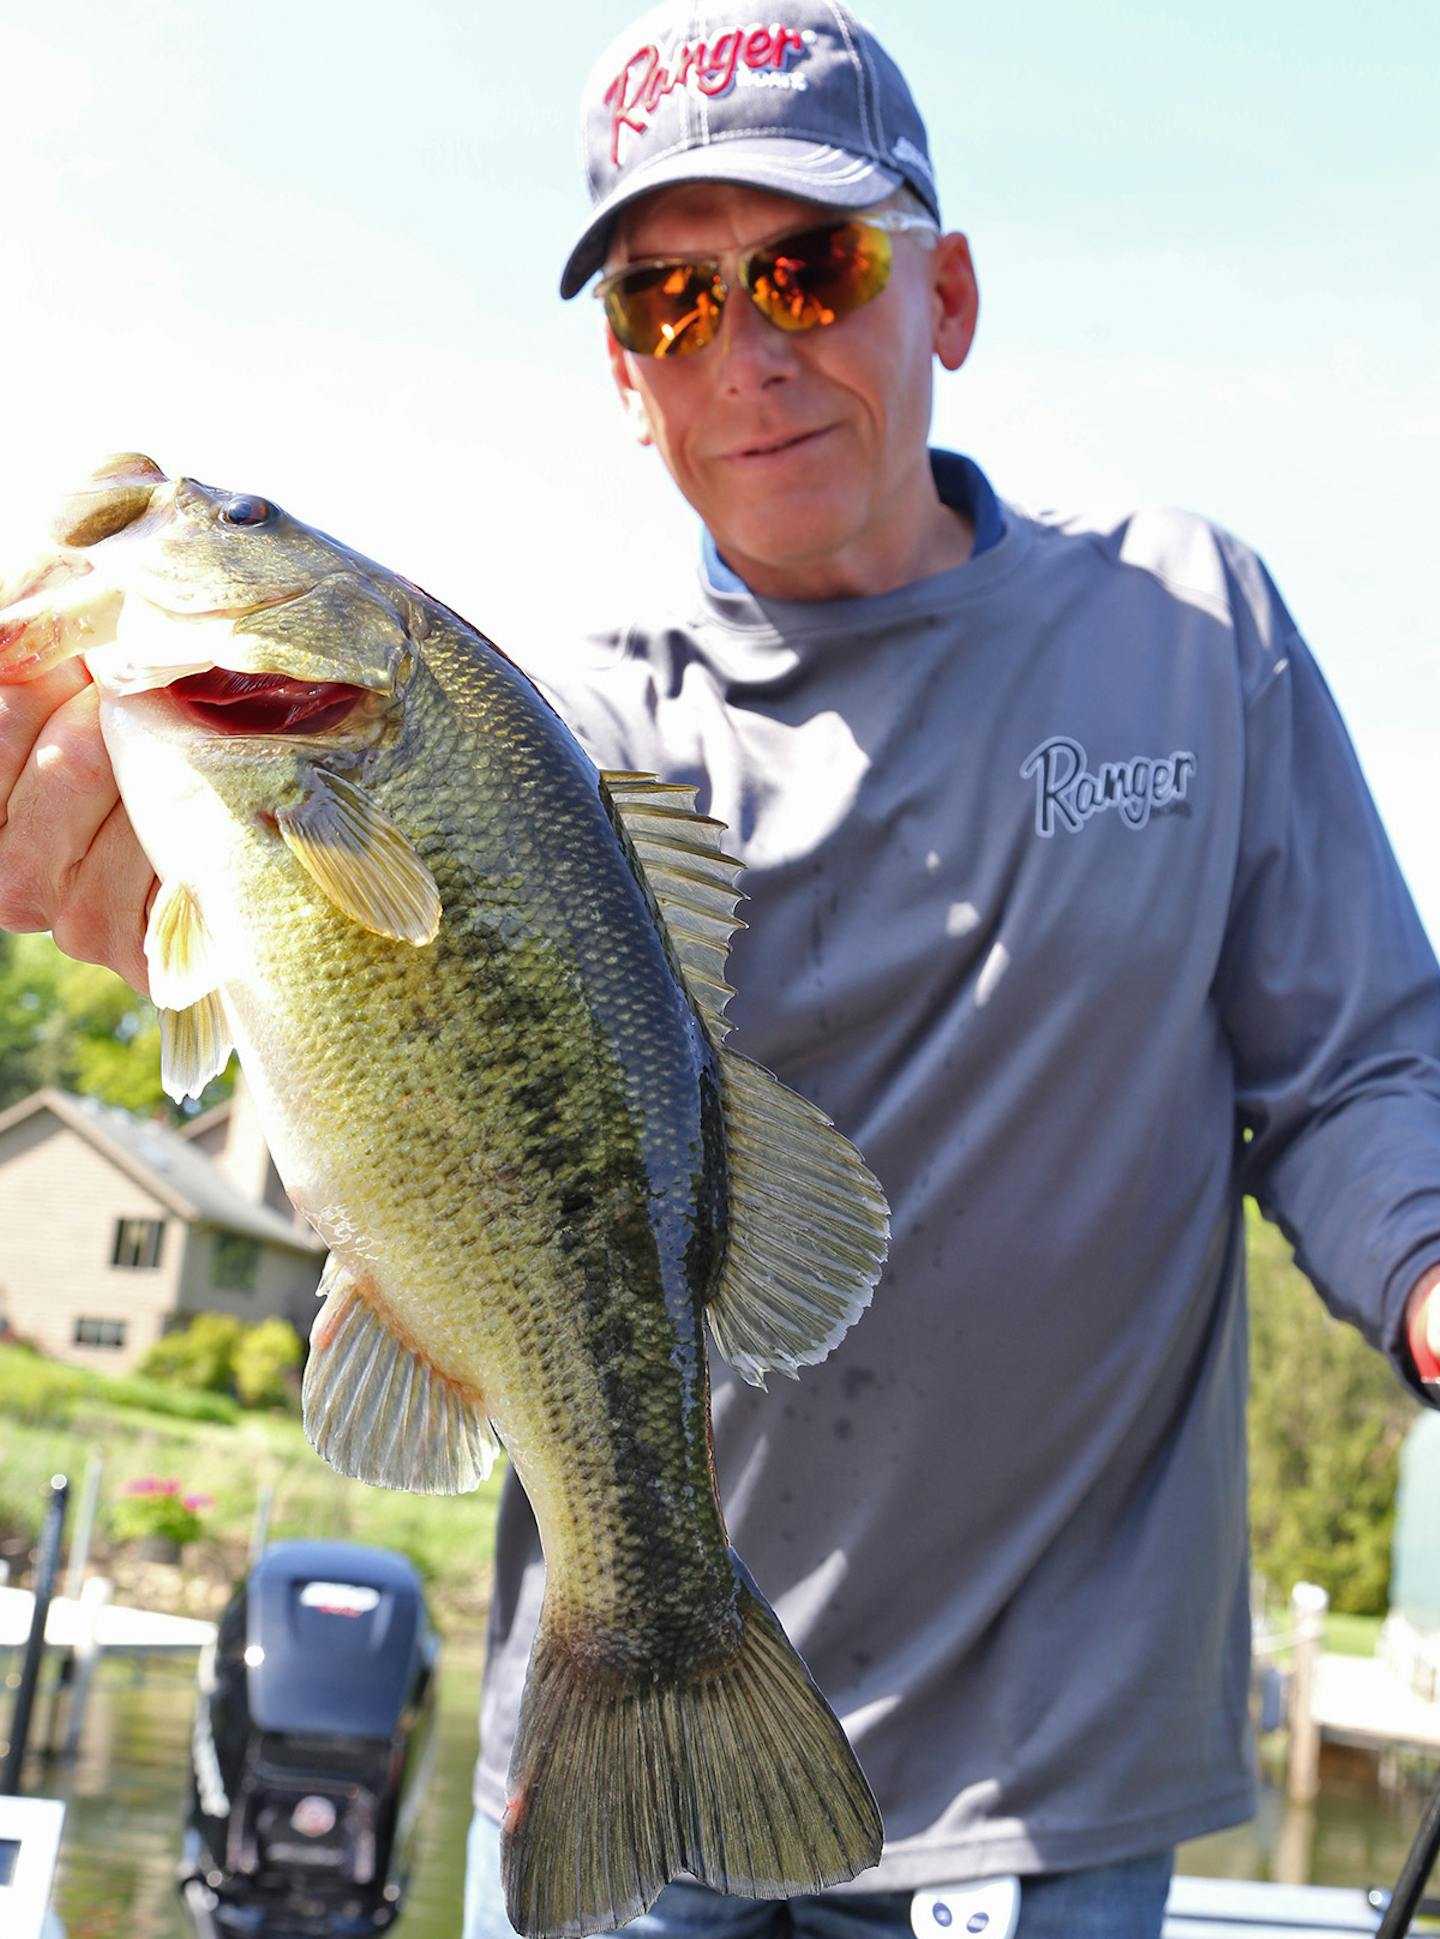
left=49, top=797, right=157, bottom=995
left=0, top=658, right=92, bottom=821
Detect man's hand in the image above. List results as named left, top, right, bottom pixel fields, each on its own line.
left=1404, top=1264, right=1440, bottom=1388
left=0, top=662, right=156, bottom=993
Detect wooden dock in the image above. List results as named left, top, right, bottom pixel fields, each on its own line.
left=0, top=1583, right=215, bottom=1655
left=1312, top=1650, right=1440, bottom=1753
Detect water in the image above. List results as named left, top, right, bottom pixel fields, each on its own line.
left=26, top=1647, right=477, bottom=1939
left=15, top=1654, right=1440, bottom=1935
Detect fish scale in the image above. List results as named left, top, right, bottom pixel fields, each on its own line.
left=0, top=453, right=891, bottom=1939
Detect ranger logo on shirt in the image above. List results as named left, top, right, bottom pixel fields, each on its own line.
left=1021, top=736, right=1197, bottom=838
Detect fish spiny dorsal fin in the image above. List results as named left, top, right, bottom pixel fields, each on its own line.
left=600, top=771, right=746, bottom=1040
left=708, top=1049, right=890, bottom=1388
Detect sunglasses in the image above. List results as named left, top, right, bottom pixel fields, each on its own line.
left=594, top=211, right=939, bottom=359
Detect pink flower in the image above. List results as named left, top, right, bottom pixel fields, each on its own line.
left=183, top=1494, right=214, bottom=1513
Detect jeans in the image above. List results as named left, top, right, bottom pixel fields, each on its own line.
left=462, top=1807, right=1174, bottom=1939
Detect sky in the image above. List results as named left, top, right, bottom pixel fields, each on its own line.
left=2, top=0, right=1437, bottom=935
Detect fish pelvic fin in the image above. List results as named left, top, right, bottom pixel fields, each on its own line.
left=277, top=768, right=442, bottom=945
left=145, top=880, right=219, bottom=1010
left=707, top=1050, right=889, bottom=1388
left=302, top=1256, right=499, bottom=1493
left=600, top=771, right=745, bottom=1040
left=502, top=1552, right=883, bottom=1939
left=159, top=989, right=233, bottom=1103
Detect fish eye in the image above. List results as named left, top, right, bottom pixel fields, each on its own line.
left=220, top=494, right=271, bottom=527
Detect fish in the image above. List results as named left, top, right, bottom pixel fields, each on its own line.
left=0, top=453, right=890, bottom=1937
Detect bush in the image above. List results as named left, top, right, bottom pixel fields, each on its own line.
left=111, top=1476, right=214, bottom=1547
left=139, top=1313, right=244, bottom=1394
left=0, top=1344, right=88, bottom=1425
left=233, top=1318, right=303, bottom=1408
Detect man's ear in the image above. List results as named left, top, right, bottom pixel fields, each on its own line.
left=932, top=233, right=979, bottom=373
left=606, top=326, right=654, bottom=445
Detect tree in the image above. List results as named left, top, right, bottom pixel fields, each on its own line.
left=0, top=932, right=232, bottom=1116
left=1247, top=1202, right=1417, bottom=1614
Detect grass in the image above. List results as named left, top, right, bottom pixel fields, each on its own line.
left=0, top=1350, right=503, bottom=1629
left=1325, top=1610, right=1383, bottom=1657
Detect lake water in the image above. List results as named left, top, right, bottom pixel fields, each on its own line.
left=13, top=1649, right=1439, bottom=1936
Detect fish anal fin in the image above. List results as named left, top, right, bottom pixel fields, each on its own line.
left=145, top=880, right=219, bottom=1010
left=708, top=1050, right=890, bottom=1388
left=277, top=768, right=441, bottom=946
left=159, top=989, right=233, bottom=1103
left=503, top=1552, right=883, bottom=1938
left=302, top=1257, right=499, bottom=1494
left=600, top=772, right=745, bottom=1040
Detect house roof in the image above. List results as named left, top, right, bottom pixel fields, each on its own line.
left=0, top=1088, right=323, bottom=1254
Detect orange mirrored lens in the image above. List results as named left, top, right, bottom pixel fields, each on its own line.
left=745, top=222, right=892, bottom=332
left=603, top=261, right=723, bottom=357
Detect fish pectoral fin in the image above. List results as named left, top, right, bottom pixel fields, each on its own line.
left=302, top=1257, right=499, bottom=1494
left=159, top=990, right=233, bottom=1104
left=277, top=768, right=442, bottom=945
left=600, top=771, right=746, bottom=1040
left=145, top=880, right=219, bottom=1010
left=708, top=1049, right=890, bottom=1388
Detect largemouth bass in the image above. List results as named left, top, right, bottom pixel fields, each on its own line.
left=0, top=454, right=889, bottom=1937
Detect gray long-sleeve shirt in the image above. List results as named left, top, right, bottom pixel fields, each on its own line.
left=474, top=451, right=1440, bottom=1885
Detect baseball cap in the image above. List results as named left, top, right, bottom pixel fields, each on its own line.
left=561, top=0, right=940, bottom=299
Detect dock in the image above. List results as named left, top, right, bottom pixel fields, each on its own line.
left=0, top=1584, right=215, bottom=1655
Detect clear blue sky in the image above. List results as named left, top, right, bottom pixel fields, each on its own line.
left=3, top=0, right=1436, bottom=932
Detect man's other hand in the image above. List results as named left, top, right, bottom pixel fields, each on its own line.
left=1404, top=1264, right=1440, bottom=1387
left=0, top=662, right=155, bottom=993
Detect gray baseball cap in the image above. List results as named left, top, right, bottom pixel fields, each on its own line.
left=561, top=0, right=940, bottom=298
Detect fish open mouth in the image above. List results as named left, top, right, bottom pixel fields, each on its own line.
left=169, top=669, right=371, bottom=736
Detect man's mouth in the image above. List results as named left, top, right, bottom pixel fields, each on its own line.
left=723, top=426, right=832, bottom=462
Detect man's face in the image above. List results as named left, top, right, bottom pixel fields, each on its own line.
left=604, top=182, right=977, bottom=599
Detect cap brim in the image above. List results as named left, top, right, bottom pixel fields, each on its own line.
left=559, top=136, right=904, bottom=299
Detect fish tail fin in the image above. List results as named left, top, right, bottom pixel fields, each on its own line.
left=502, top=1555, right=882, bottom=1939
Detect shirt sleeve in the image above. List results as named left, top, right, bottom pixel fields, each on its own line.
left=1214, top=614, right=1440, bottom=1400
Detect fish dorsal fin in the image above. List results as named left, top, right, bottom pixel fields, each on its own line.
left=601, top=771, right=746, bottom=1040
left=303, top=1255, right=501, bottom=1494
left=277, top=768, right=442, bottom=945
left=145, top=879, right=219, bottom=1010
left=160, top=989, right=234, bottom=1104
left=708, top=1049, right=890, bottom=1387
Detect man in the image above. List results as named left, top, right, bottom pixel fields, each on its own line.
left=459, top=4, right=1440, bottom=1938
left=0, top=7, right=1436, bottom=1939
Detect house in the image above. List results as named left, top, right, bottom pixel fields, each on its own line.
left=0, top=1079, right=325, bottom=1373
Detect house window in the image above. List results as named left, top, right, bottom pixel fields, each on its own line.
left=211, top=1232, right=260, bottom=1293
left=112, top=1218, right=165, bottom=1269
left=74, top=1316, right=127, bottom=1349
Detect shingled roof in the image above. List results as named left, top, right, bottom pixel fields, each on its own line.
left=0, top=1088, right=323, bottom=1254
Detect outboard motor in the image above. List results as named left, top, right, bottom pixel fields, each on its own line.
left=179, top=1540, right=439, bottom=1938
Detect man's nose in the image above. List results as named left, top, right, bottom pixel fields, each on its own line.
left=713, top=281, right=801, bottom=390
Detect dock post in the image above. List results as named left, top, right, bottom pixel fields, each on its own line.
left=1, top=1475, right=69, bottom=1795
left=1288, top=1580, right=1329, bottom=1803
left=62, top=1454, right=104, bottom=1602
left=249, top=1483, right=274, bottom=1565
left=60, top=1577, right=112, bottom=1761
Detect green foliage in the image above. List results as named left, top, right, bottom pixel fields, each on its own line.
left=1247, top=1202, right=1417, bottom=1615
left=232, top=1317, right=303, bottom=1408
left=139, top=1313, right=245, bottom=1393
left=0, top=931, right=232, bottom=1118
left=0, top=1342, right=239, bottom=1427
left=0, top=1343, right=89, bottom=1425
left=111, top=1475, right=213, bottom=1547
